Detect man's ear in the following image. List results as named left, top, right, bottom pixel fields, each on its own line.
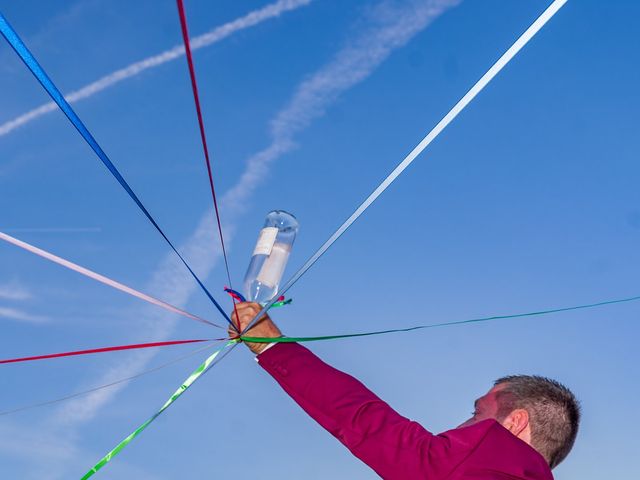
left=502, top=408, right=530, bottom=437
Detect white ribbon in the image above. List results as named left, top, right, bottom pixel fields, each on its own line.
left=0, top=231, right=221, bottom=328
left=245, top=0, right=570, bottom=332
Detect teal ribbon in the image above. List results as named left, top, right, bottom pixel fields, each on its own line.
left=241, top=294, right=640, bottom=344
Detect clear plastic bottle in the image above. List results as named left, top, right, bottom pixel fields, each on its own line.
left=243, top=210, right=299, bottom=305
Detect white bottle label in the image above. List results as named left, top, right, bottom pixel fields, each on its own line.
left=252, top=227, right=278, bottom=256
left=256, top=243, right=291, bottom=288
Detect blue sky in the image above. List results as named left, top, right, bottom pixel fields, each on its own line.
left=1, top=0, right=639, bottom=478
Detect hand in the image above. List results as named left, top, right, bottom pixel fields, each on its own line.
left=229, top=302, right=282, bottom=355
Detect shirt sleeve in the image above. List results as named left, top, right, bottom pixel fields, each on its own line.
left=258, top=342, right=444, bottom=479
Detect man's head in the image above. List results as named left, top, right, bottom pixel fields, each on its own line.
left=459, top=375, right=580, bottom=469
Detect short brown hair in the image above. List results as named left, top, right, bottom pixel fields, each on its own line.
left=493, top=375, right=580, bottom=469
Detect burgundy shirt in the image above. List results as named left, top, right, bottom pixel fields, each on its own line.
left=259, top=343, right=553, bottom=480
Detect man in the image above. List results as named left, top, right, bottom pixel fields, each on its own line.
left=231, top=302, right=580, bottom=479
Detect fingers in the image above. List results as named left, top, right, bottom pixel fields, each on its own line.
left=232, top=302, right=261, bottom=324
left=229, top=302, right=268, bottom=333
left=228, top=302, right=282, bottom=354
left=232, top=301, right=261, bottom=315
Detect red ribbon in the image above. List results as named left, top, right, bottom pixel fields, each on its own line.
left=0, top=339, right=216, bottom=365
left=176, top=0, right=242, bottom=333
left=176, top=1, right=231, bottom=284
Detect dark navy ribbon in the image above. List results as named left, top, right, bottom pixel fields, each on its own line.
left=0, top=12, right=232, bottom=327
left=224, top=287, right=246, bottom=303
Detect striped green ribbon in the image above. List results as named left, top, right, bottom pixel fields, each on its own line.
left=81, top=340, right=237, bottom=479
left=241, top=294, right=640, bottom=344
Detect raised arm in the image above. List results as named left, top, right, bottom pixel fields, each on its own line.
left=231, top=303, right=441, bottom=479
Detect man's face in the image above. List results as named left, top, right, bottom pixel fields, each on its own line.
left=458, top=384, right=505, bottom=428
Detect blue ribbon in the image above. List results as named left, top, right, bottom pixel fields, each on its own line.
left=0, top=12, right=233, bottom=328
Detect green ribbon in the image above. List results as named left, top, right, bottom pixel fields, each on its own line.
left=81, top=340, right=237, bottom=479
left=270, top=298, right=292, bottom=309
left=241, top=294, right=640, bottom=344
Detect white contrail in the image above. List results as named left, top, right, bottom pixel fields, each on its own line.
left=0, top=306, right=47, bottom=323
left=223, top=0, right=461, bottom=210
left=0, top=282, right=42, bottom=323
left=0, top=227, right=101, bottom=233
left=0, top=281, right=31, bottom=300
left=0, top=0, right=313, bottom=137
